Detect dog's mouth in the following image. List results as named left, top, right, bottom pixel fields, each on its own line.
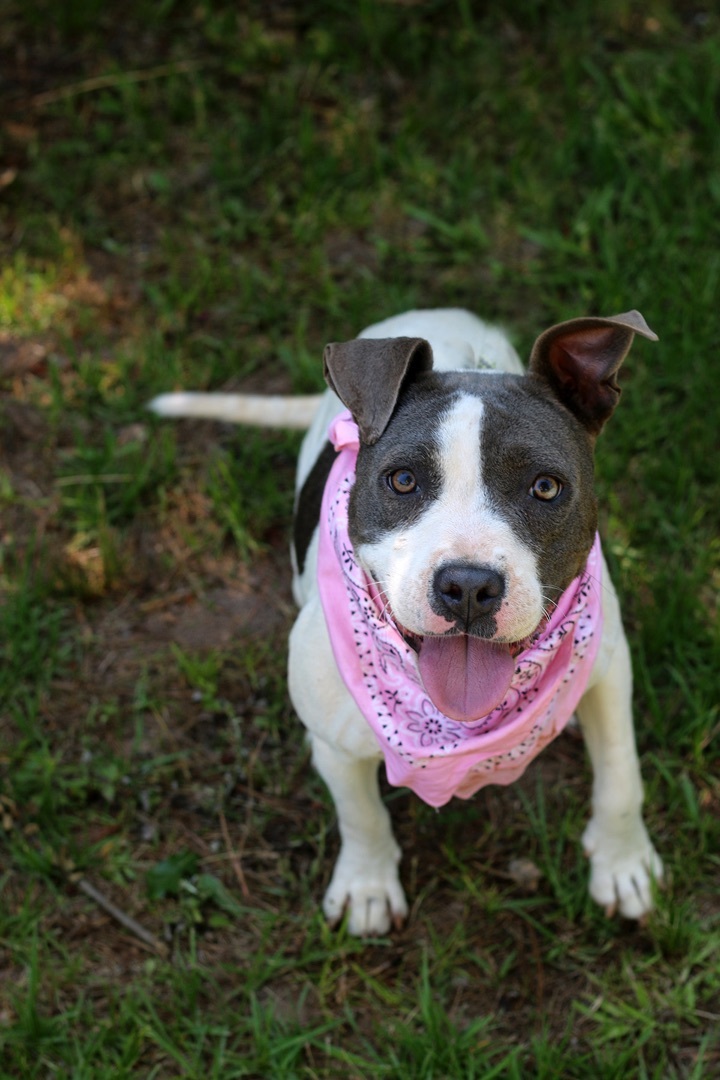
left=370, top=578, right=545, bottom=725
left=400, top=628, right=532, bottom=724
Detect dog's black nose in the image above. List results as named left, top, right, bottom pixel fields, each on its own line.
left=433, top=563, right=505, bottom=626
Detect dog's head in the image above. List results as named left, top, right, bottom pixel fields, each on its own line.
left=323, top=312, right=657, bottom=723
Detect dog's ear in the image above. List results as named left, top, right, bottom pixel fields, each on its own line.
left=529, top=310, right=658, bottom=435
left=323, top=336, right=434, bottom=445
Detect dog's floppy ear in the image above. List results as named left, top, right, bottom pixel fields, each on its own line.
left=323, top=336, right=434, bottom=444
left=529, top=310, right=658, bottom=435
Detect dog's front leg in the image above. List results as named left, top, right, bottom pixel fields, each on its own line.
left=310, top=735, right=408, bottom=936
left=289, top=595, right=408, bottom=935
left=577, top=626, right=663, bottom=919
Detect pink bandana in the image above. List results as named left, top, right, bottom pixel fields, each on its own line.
left=318, top=410, right=603, bottom=808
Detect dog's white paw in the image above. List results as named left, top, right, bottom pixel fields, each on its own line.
left=582, top=816, right=663, bottom=919
left=322, top=845, right=408, bottom=936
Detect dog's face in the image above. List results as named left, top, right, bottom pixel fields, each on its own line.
left=323, top=312, right=657, bottom=722
left=349, top=371, right=597, bottom=636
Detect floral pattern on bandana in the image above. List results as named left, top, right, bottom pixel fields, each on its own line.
left=317, top=411, right=604, bottom=808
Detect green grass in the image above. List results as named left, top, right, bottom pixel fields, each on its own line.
left=0, top=0, right=719, bottom=1075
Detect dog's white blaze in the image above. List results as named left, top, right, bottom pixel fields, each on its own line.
left=357, top=392, right=543, bottom=641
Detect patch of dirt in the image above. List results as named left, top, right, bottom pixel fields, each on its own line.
left=140, top=576, right=290, bottom=650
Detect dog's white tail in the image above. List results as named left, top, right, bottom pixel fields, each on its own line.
left=148, top=392, right=323, bottom=430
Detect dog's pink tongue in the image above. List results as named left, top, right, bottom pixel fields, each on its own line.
left=418, top=636, right=515, bottom=723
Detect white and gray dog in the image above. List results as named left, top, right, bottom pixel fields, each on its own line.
left=152, top=307, right=663, bottom=936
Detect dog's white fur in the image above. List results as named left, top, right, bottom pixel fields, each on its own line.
left=149, top=391, right=322, bottom=429
left=151, top=308, right=662, bottom=936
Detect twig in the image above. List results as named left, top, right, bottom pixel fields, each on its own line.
left=27, top=59, right=204, bottom=109
left=77, top=877, right=168, bottom=956
left=218, top=809, right=250, bottom=899
left=56, top=474, right=132, bottom=486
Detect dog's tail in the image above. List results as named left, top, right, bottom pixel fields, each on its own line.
left=148, top=392, right=323, bottom=430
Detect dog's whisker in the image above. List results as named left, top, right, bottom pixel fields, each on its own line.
left=371, top=591, right=395, bottom=626
left=539, top=585, right=565, bottom=623
left=584, top=569, right=616, bottom=597
left=368, top=581, right=394, bottom=622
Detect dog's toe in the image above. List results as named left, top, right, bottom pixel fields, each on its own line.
left=349, top=892, right=393, bottom=937
left=322, top=891, right=346, bottom=930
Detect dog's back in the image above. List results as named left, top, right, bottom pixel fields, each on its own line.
left=295, top=309, right=522, bottom=493
left=359, top=308, right=523, bottom=375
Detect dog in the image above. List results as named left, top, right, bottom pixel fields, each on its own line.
left=151, top=307, right=663, bottom=936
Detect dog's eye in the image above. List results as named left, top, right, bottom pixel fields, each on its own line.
left=388, top=469, right=418, bottom=494
left=530, top=475, right=562, bottom=501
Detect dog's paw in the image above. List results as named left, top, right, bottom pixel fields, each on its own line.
left=582, top=816, right=663, bottom=920
left=323, top=846, right=408, bottom=936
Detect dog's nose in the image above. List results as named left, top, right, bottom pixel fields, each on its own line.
left=433, top=563, right=505, bottom=626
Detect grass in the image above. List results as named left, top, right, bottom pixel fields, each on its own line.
left=0, top=0, right=719, bottom=1074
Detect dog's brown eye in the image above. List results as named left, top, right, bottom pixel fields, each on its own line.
left=388, top=469, right=418, bottom=494
left=530, top=475, right=562, bottom=501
